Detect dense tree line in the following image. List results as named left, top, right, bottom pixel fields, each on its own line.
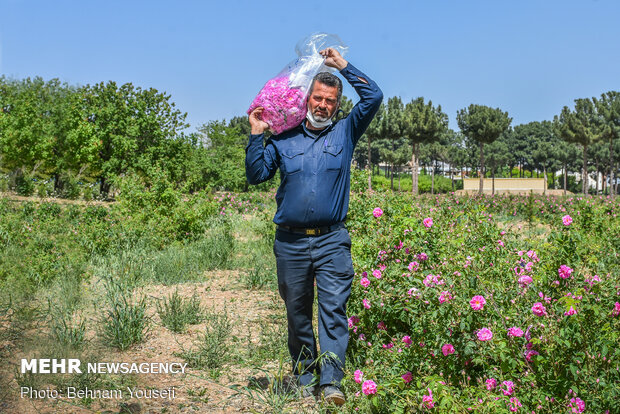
left=1, top=76, right=618, bottom=197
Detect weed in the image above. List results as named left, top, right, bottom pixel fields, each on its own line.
left=99, top=275, right=149, bottom=351
left=231, top=358, right=301, bottom=414
left=177, top=308, right=231, bottom=371
left=50, top=312, right=86, bottom=350
left=156, top=289, right=204, bottom=333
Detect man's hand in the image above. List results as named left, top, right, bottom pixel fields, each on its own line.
left=319, top=48, right=348, bottom=71
left=249, top=107, right=270, bottom=135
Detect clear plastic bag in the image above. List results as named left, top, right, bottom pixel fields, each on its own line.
left=247, top=33, right=348, bottom=135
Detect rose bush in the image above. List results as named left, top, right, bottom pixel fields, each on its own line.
left=343, top=192, right=619, bottom=413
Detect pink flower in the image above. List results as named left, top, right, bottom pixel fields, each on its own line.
left=372, top=269, right=382, bottom=279
left=442, top=343, right=455, bottom=356
left=423, top=217, right=433, bottom=228
left=402, top=371, right=413, bottom=384
left=507, top=327, right=524, bottom=337
left=402, top=336, right=412, bottom=347
left=362, top=380, right=377, bottom=395
left=439, top=291, right=452, bottom=304
left=562, top=215, right=573, bottom=226
left=422, top=389, right=434, bottom=408
left=408, top=261, right=419, bottom=272
left=531, top=302, right=547, bottom=316
left=469, top=295, right=486, bottom=310
left=497, top=240, right=505, bottom=247
left=518, top=275, right=533, bottom=287
left=418, top=252, right=429, bottom=261
left=613, top=302, right=620, bottom=317
left=360, top=277, right=370, bottom=288
left=524, top=349, right=539, bottom=362
left=558, top=265, right=574, bottom=279
left=373, top=208, right=383, bottom=218
left=377, top=321, right=387, bottom=330
left=568, top=397, right=585, bottom=413
left=508, top=397, right=522, bottom=412
left=477, top=328, right=493, bottom=341
left=501, top=380, right=515, bottom=396
left=363, top=299, right=371, bottom=309
left=564, top=306, right=577, bottom=316
left=354, top=369, right=364, bottom=384
left=247, top=76, right=307, bottom=135
left=348, top=316, right=360, bottom=328
left=486, top=378, right=497, bottom=390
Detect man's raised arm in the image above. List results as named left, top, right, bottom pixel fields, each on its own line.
left=339, top=62, right=383, bottom=146
left=245, top=107, right=278, bottom=185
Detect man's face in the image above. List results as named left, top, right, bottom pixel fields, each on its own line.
left=308, top=81, right=339, bottom=122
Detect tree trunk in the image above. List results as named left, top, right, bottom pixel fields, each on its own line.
left=431, top=161, right=435, bottom=195
left=411, top=142, right=419, bottom=196
left=595, top=160, right=600, bottom=194
left=582, top=145, right=588, bottom=195
left=543, top=165, right=547, bottom=195
left=478, top=141, right=485, bottom=195
left=390, top=163, right=394, bottom=191
left=367, top=136, right=372, bottom=191
left=609, top=136, right=615, bottom=197
left=563, top=163, right=567, bottom=196
left=492, top=167, right=495, bottom=195
left=450, top=164, right=455, bottom=192
left=398, top=167, right=402, bottom=192
left=100, top=176, right=111, bottom=199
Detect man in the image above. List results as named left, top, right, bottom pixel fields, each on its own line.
left=245, top=47, right=382, bottom=405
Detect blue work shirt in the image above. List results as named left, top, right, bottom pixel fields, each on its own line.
left=245, top=62, right=383, bottom=227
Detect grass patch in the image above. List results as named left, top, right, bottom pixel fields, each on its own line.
left=99, top=275, right=149, bottom=351
left=177, top=308, right=232, bottom=373
left=156, top=289, right=204, bottom=333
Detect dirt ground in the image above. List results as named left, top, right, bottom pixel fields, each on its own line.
left=0, top=268, right=322, bottom=414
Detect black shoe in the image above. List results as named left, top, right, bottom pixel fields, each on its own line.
left=322, top=385, right=345, bottom=406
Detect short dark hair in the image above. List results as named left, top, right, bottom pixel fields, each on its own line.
left=308, top=72, right=343, bottom=104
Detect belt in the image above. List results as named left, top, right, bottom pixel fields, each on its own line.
left=277, top=222, right=345, bottom=236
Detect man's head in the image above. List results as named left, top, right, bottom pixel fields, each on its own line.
left=307, top=72, right=343, bottom=122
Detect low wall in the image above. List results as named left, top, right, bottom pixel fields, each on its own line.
left=463, top=178, right=546, bottom=194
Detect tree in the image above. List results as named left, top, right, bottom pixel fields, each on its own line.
left=457, top=104, right=512, bottom=194
left=485, top=132, right=510, bottom=195
left=592, top=91, right=620, bottom=196
left=358, top=102, right=385, bottom=190
left=403, top=97, right=448, bottom=195
left=380, top=97, right=406, bottom=191
left=554, top=98, right=599, bottom=195
left=83, top=81, right=188, bottom=197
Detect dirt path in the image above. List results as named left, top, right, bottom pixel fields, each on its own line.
left=0, top=269, right=314, bottom=413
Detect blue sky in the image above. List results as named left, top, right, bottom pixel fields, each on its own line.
left=1, top=0, right=618, bottom=132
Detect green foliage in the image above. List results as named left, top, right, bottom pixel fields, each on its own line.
left=343, top=192, right=620, bottom=413
left=177, top=309, right=232, bottom=371
left=99, top=274, right=149, bottom=351
left=156, top=289, right=204, bottom=333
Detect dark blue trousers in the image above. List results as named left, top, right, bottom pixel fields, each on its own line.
left=273, top=225, right=354, bottom=387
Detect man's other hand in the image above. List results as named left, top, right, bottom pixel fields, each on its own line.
left=319, top=48, right=348, bottom=71
left=249, top=107, right=270, bottom=135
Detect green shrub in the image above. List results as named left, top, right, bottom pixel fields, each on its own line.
left=156, top=289, right=204, bottom=333
left=99, top=276, right=149, bottom=351
left=15, top=172, right=35, bottom=196
left=177, top=309, right=232, bottom=371
left=343, top=192, right=620, bottom=413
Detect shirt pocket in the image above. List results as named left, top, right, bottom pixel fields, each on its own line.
left=323, top=144, right=343, bottom=171
left=281, top=148, right=304, bottom=175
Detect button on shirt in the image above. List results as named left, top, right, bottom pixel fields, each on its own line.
left=245, top=63, right=383, bottom=227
